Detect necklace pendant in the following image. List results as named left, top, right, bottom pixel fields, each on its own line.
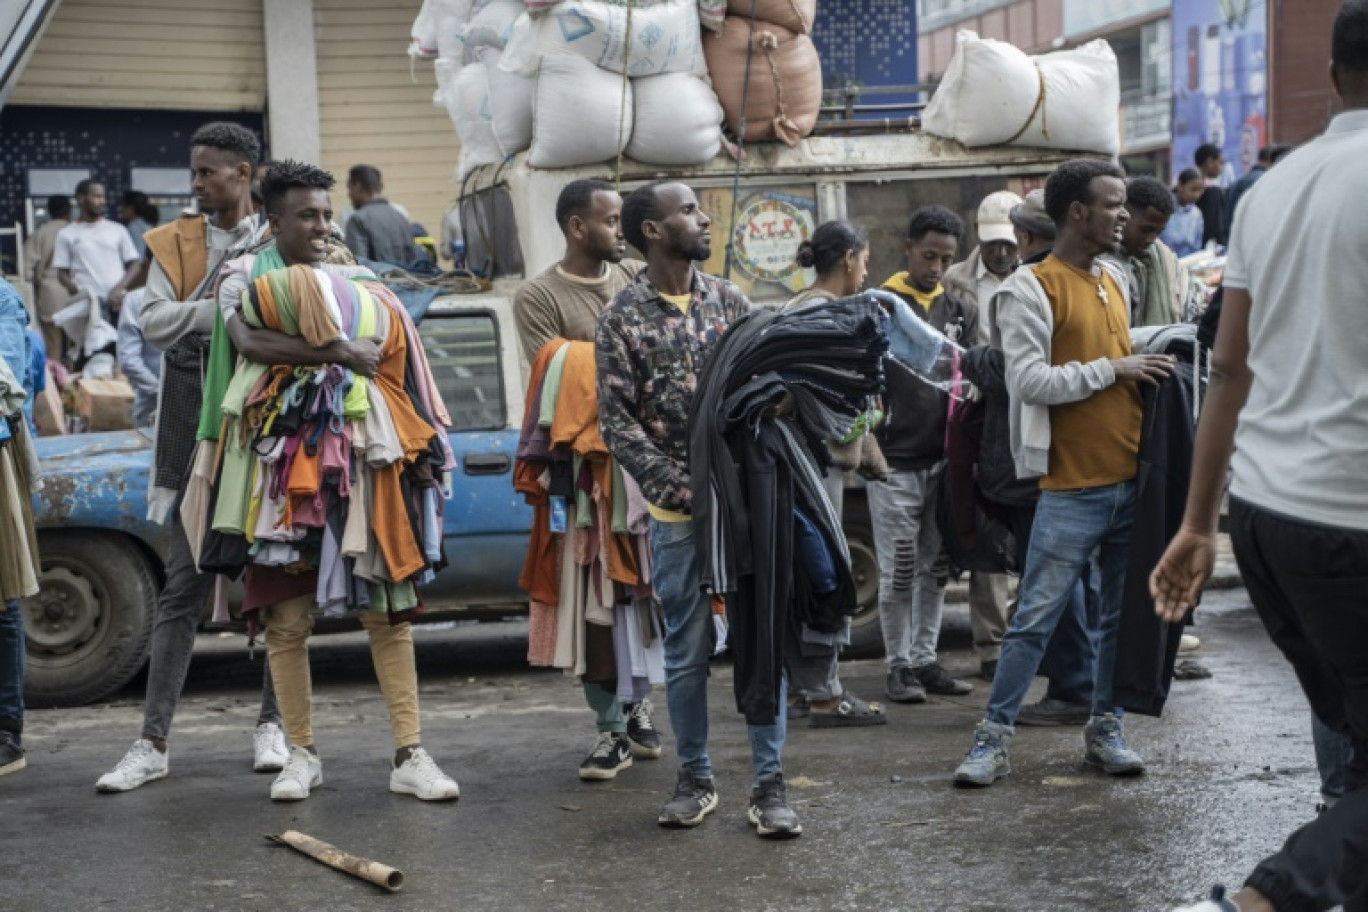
left=1096, top=283, right=1109, bottom=306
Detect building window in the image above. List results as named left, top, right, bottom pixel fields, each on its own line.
left=917, top=0, right=1015, bottom=33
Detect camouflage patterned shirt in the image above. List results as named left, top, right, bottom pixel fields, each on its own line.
left=595, top=267, right=751, bottom=515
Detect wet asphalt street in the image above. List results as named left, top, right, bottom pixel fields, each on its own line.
left=1, top=586, right=1326, bottom=912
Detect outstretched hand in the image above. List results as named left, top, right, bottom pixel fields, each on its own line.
left=343, top=337, right=384, bottom=379
left=1149, top=527, right=1217, bottom=623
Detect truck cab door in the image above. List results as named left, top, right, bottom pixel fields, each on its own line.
left=416, top=300, right=532, bottom=609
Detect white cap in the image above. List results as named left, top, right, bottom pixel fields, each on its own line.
left=978, top=190, right=1023, bottom=244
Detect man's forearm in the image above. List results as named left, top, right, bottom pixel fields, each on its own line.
left=226, top=314, right=349, bottom=368
left=57, top=270, right=79, bottom=296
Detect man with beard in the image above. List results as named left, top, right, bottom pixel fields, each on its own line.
left=513, top=179, right=661, bottom=781
left=596, top=181, right=800, bottom=838
left=952, top=159, right=1173, bottom=788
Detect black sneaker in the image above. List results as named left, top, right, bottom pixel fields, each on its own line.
left=915, top=661, right=975, bottom=696
left=625, top=699, right=663, bottom=759
left=0, top=732, right=24, bottom=777
left=657, top=768, right=719, bottom=828
left=786, top=694, right=811, bottom=721
left=885, top=666, right=927, bottom=704
left=578, top=733, right=633, bottom=781
left=747, top=773, right=802, bottom=839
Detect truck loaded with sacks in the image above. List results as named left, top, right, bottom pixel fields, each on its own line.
left=403, top=2, right=1122, bottom=654
left=22, top=4, right=1122, bottom=708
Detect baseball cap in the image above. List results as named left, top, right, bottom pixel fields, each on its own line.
left=1008, top=189, right=1055, bottom=241
left=977, top=190, right=1022, bottom=244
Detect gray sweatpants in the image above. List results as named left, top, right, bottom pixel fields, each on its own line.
left=867, top=467, right=946, bottom=670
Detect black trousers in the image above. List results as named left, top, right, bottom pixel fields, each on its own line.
left=1232, top=498, right=1368, bottom=912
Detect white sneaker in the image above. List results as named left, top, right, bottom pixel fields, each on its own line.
left=390, top=747, right=460, bottom=801
left=96, top=739, right=169, bottom=793
left=253, top=722, right=289, bottom=772
left=1179, top=633, right=1202, bottom=654
left=271, top=747, right=322, bottom=801
left=1172, top=886, right=1239, bottom=911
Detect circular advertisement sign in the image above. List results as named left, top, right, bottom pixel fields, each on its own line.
left=731, top=195, right=815, bottom=285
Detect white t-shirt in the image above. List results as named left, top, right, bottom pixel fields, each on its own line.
left=52, top=219, right=138, bottom=295
left=1223, top=109, right=1368, bottom=531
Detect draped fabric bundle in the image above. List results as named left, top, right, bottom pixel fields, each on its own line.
left=0, top=358, right=40, bottom=603
left=515, top=337, right=663, bottom=695
left=689, top=295, right=890, bottom=725
left=187, top=256, right=455, bottom=625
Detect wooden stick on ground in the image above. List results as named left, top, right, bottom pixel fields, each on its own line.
left=267, top=830, right=405, bottom=892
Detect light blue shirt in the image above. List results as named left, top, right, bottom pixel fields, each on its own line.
left=1160, top=201, right=1204, bottom=258
left=116, top=289, right=161, bottom=428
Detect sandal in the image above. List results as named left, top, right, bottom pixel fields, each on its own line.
left=809, top=691, right=888, bottom=729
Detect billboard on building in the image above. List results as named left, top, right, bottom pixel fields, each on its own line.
left=1063, top=0, right=1168, bottom=39
left=812, top=0, right=918, bottom=117
left=1170, top=0, right=1268, bottom=179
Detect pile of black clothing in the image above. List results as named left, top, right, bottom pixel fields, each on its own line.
left=1113, top=322, right=1207, bottom=716
left=689, top=295, right=889, bottom=726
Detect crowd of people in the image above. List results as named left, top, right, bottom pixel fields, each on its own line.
left=2, top=4, right=1367, bottom=909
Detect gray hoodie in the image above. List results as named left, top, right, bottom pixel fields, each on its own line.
left=992, top=257, right=1131, bottom=481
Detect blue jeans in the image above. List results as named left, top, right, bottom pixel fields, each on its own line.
left=0, top=600, right=24, bottom=744
left=986, top=481, right=1135, bottom=727
left=649, top=518, right=785, bottom=785
left=1040, top=566, right=1102, bottom=705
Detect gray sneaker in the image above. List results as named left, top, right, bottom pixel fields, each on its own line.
left=658, top=768, right=719, bottom=828
left=885, top=666, right=927, bottom=704
left=1084, top=713, right=1146, bottom=776
left=953, top=721, right=1012, bottom=788
left=746, top=773, right=802, bottom=838
left=1017, top=697, right=1091, bottom=727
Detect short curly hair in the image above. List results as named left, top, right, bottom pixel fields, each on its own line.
left=1125, top=175, right=1175, bottom=217
left=1043, top=159, right=1127, bottom=226
left=907, top=205, right=964, bottom=243
left=621, top=181, right=671, bottom=253
left=189, top=121, right=261, bottom=168
left=260, top=160, right=335, bottom=215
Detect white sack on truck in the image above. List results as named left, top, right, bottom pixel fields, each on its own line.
left=481, top=48, right=536, bottom=155
left=703, top=17, right=821, bottom=147
left=465, top=0, right=523, bottom=50
left=921, top=30, right=1120, bottom=155
left=414, top=0, right=488, bottom=57
left=724, top=0, right=815, bottom=35
left=626, top=73, right=723, bottom=165
left=436, top=59, right=504, bottom=177
left=500, top=0, right=706, bottom=78
left=528, top=53, right=634, bottom=168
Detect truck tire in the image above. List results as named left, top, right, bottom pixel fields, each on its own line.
left=21, top=531, right=159, bottom=708
left=842, top=511, right=885, bottom=660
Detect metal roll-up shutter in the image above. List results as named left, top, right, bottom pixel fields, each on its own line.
left=9, top=0, right=266, bottom=111
left=315, top=0, right=457, bottom=247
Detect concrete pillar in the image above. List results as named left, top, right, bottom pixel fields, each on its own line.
left=262, top=0, right=321, bottom=164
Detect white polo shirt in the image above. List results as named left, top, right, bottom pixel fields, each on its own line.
left=52, top=218, right=138, bottom=296
left=1223, top=109, right=1368, bottom=530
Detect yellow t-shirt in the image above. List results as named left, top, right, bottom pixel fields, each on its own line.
left=883, top=272, right=941, bottom=312
left=660, top=291, right=691, bottom=314
left=1031, top=255, right=1142, bottom=491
